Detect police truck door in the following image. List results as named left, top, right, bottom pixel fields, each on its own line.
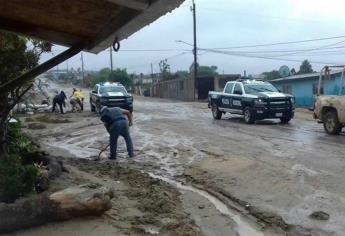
left=231, top=83, right=244, bottom=113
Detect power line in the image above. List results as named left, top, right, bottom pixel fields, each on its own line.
left=274, top=39, right=345, bottom=57
left=211, top=35, right=345, bottom=50
left=48, top=36, right=345, bottom=53
left=125, top=52, right=190, bottom=70
left=121, top=49, right=190, bottom=52
left=199, top=48, right=341, bottom=65
left=215, top=45, right=345, bottom=54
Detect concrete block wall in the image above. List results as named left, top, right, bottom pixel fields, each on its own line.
left=151, top=78, right=195, bottom=101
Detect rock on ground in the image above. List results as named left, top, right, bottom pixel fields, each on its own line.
left=0, top=184, right=113, bottom=234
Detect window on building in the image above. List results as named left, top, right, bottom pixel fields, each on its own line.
left=179, top=80, right=184, bottom=90
left=282, top=84, right=292, bottom=94
left=313, top=83, right=323, bottom=95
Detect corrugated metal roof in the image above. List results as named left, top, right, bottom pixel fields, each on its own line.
left=271, top=70, right=342, bottom=83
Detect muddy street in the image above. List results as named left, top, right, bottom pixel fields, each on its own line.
left=23, top=96, right=345, bottom=235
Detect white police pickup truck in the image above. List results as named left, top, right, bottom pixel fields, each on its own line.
left=90, top=82, right=133, bottom=113
left=208, top=79, right=295, bottom=124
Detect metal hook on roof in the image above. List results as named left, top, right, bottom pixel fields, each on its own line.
left=112, top=37, right=120, bottom=52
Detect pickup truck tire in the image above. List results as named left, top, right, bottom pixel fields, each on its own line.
left=212, top=104, right=222, bottom=120
left=244, top=107, right=255, bottom=124
left=323, top=111, right=342, bottom=135
left=280, top=116, right=291, bottom=124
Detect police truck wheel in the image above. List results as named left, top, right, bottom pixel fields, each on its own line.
left=212, top=104, right=222, bottom=120
left=323, top=111, right=342, bottom=135
left=244, top=107, right=255, bottom=124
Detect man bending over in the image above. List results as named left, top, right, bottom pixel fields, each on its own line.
left=100, top=106, right=134, bottom=160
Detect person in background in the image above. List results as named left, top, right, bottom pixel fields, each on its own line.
left=72, top=89, right=85, bottom=111
left=69, top=96, right=80, bottom=112
left=100, top=106, right=134, bottom=160
left=69, top=88, right=85, bottom=112
left=52, top=91, right=67, bottom=114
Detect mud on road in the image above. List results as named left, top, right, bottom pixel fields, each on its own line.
left=21, top=95, right=345, bottom=235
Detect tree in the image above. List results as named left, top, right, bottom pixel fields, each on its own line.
left=0, top=32, right=51, bottom=157
left=197, top=65, right=218, bottom=77
left=290, top=68, right=296, bottom=75
left=174, top=70, right=190, bottom=79
left=298, top=60, right=313, bottom=74
left=90, top=68, right=132, bottom=88
left=159, top=59, right=172, bottom=80
left=262, top=70, right=281, bottom=80
left=110, top=69, right=133, bottom=88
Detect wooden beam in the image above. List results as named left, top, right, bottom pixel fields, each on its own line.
left=0, top=45, right=84, bottom=94
left=106, top=0, right=149, bottom=11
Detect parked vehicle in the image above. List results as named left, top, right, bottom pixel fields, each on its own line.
left=313, top=66, right=345, bottom=134
left=208, top=79, right=295, bottom=124
left=90, top=82, right=133, bottom=113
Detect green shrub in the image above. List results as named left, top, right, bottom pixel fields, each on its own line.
left=0, top=156, right=38, bottom=203
left=0, top=121, right=38, bottom=203
left=8, top=119, right=34, bottom=154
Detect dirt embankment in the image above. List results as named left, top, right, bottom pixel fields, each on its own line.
left=63, top=157, right=202, bottom=236
left=9, top=153, right=202, bottom=236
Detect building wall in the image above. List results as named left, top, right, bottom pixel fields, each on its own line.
left=151, top=78, right=195, bottom=101
left=272, top=74, right=343, bottom=107
left=150, top=75, right=241, bottom=101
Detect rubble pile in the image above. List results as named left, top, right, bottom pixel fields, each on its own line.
left=15, top=77, right=58, bottom=114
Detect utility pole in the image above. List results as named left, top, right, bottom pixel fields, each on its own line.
left=81, top=52, right=85, bottom=87
left=66, top=60, right=69, bottom=72
left=192, top=0, right=197, bottom=100
left=151, top=63, right=154, bottom=82
left=109, top=47, right=113, bottom=73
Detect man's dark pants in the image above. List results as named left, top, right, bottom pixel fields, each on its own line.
left=109, top=119, right=133, bottom=158
left=52, top=98, right=64, bottom=114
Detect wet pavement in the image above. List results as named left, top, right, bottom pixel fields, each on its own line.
left=26, top=95, right=345, bottom=235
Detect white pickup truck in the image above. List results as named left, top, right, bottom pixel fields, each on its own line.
left=313, top=66, right=345, bottom=134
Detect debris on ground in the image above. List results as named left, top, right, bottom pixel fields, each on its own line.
left=309, top=211, right=330, bottom=221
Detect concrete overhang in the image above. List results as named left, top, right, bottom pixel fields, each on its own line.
left=0, top=0, right=185, bottom=53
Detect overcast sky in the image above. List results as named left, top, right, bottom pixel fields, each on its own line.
left=41, top=0, right=345, bottom=76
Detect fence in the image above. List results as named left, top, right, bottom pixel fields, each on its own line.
left=150, top=75, right=241, bottom=101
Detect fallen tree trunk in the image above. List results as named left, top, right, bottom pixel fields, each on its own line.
left=0, top=184, right=114, bottom=234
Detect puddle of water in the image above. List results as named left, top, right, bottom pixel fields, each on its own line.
left=149, top=173, right=264, bottom=236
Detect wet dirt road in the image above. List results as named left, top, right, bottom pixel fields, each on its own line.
left=132, top=98, right=345, bottom=235
left=28, top=95, right=345, bottom=235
